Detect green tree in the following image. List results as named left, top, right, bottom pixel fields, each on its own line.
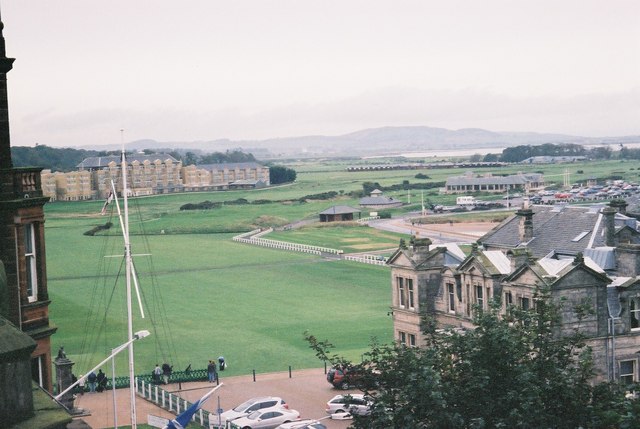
left=468, top=153, right=482, bottom=162
left=269, top=165, right=296, bottom=184
left=200, top=149, right=256, bottom=164
left=307, top=286, right=638, bottom=428
left=362, top=181, right=382, bottom=195
left=183, top=151, right=199, bottom=166
left=483, top=153, right=499, bottom=162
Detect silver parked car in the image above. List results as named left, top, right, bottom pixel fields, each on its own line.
left=212, top=396, right=288, bottom=428
left=325, top=394, right=372, bottom=417
left=229, top=408, right=301, bottom=429
left=276, top=420, right=327, bottom=429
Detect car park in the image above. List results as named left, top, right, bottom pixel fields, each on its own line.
left=276, top=419, right=327, bottom=429
left=214, top=396, right=289, bottom=428
left=325, top=394, right=372, bottom=417
left=229, top=408, right=301, bottom=429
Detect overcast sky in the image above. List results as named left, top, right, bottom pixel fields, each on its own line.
left=3, top=0, right=639, bottom=148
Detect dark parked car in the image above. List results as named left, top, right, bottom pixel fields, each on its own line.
left=326, top=366, right=376, bottom=390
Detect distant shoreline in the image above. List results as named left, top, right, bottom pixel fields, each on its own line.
left=365, top=141, right=640, bottom=159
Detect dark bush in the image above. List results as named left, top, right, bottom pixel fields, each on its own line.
left=84, top=222, right=113, bottom=236
left=224, top=198, right=249, bottom=205
left=299, top=191, right=338, bottom=201
left=179, top=201, right=222, bottom=210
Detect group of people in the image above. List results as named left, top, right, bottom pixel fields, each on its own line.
left=207, top=356, right=226, bottom=383
left=83, top=369, right=107, bottom=393
left=153, top=363, right=173, bottom=384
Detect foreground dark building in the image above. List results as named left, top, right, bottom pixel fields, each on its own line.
left=0, top=11, right=56, bottom=392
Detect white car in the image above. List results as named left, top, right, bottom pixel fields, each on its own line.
left=213, top=396, right=288, bottom=428
left=230, top=408, right=301, bottom=429
left=276, top=420, right=327, bottom=429
left=325, top=394, right=372, bottom=417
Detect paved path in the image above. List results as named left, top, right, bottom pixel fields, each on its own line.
left=72, top=368, right=354, bottom=429
left=370, top=217, right=497, bottom=243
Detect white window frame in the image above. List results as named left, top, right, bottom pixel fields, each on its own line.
left=399, top=331, right=406, bottom=345
left=398, top=277, right=405, bottom=308
left=475, top=285, right=484, bottom=309
left=505, top=291, right=513, bottom=309
left=32, top=355, right=44, bottom=387
left=630, top=297, right=640, bottom=331
left=24, top=224, right=38, bottom=303
left=619, top=359, right=637, bottom=384
left=408, top=333, right=416, bottom=347
left=407, top=279, right=415, bottom=309
left=447, top=283, right=455, bottom=313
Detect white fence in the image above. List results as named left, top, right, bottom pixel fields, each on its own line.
left=136, top=378, right=212, bottom=428
left=356, top=216, right=380, bottom=224
left=343, top=254, right=388, bottom=265
left=233, top=228, right=343, bottom=255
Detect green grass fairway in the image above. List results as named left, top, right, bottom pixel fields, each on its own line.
left=267, top=223, right=404, bottom=253
left=46, top=212, right=393, bottom=378
left=43, top=157, right=637, bottom=378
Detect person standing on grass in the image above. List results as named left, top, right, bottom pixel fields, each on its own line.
left=153, top=363, right=162, bottom=383
left=207, top=360, right=217, bottom=383
left=162, top=363, right=172, bottom=384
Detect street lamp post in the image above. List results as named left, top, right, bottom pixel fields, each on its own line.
left=54, top=330, right=151, bottom=412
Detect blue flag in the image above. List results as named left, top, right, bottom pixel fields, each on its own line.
left=164, top=384, right=223, bottom=429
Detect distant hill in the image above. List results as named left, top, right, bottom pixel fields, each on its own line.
left=77, top=126, right=640, bottom=159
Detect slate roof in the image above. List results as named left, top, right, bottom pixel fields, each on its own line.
left=199, top=162, right=266, bottom=170
left=359, top=196, right=402, bottom=206
left=0, top=317, right=36, bottom=361
left=537, top=255, right=605, bottom=276
left=319, top=205, right=361, bottom=215
left=77, top=154, right=179, bottom=168
left=479, top=205, right=639, bottom=258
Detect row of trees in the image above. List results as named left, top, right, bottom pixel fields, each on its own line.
left=179, top=149, right=256, bottom=165
left=11, top=145, right=115, bottom=171
left=10, top=145, right=260, bottom=172
left=307, top=286, right=640, bottom=428
left=476, top=143, right=619, bottom=163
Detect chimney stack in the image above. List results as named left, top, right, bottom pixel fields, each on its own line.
left=507, top=248, right=530, bottom=271
left=516, top=207, right=534, bottom=243
left=602, top=206, right=616, bottom=247
left=609, top=199, right=628, bottom=215
left=0, top=16, right=15, bottom=169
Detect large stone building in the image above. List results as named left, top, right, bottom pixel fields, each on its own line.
left=387, top=201, right=640, bottom=383
left=76, top=154, right=184, bottom=199
left=0, top=11, right=56, bottom=392
left=41, top=158, right=270, bottom=200
left=182, top=162, right=270, bottom=191
left=41, top=169, right=93, bottom=202
left=444, top=171, right=545, bottom=194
